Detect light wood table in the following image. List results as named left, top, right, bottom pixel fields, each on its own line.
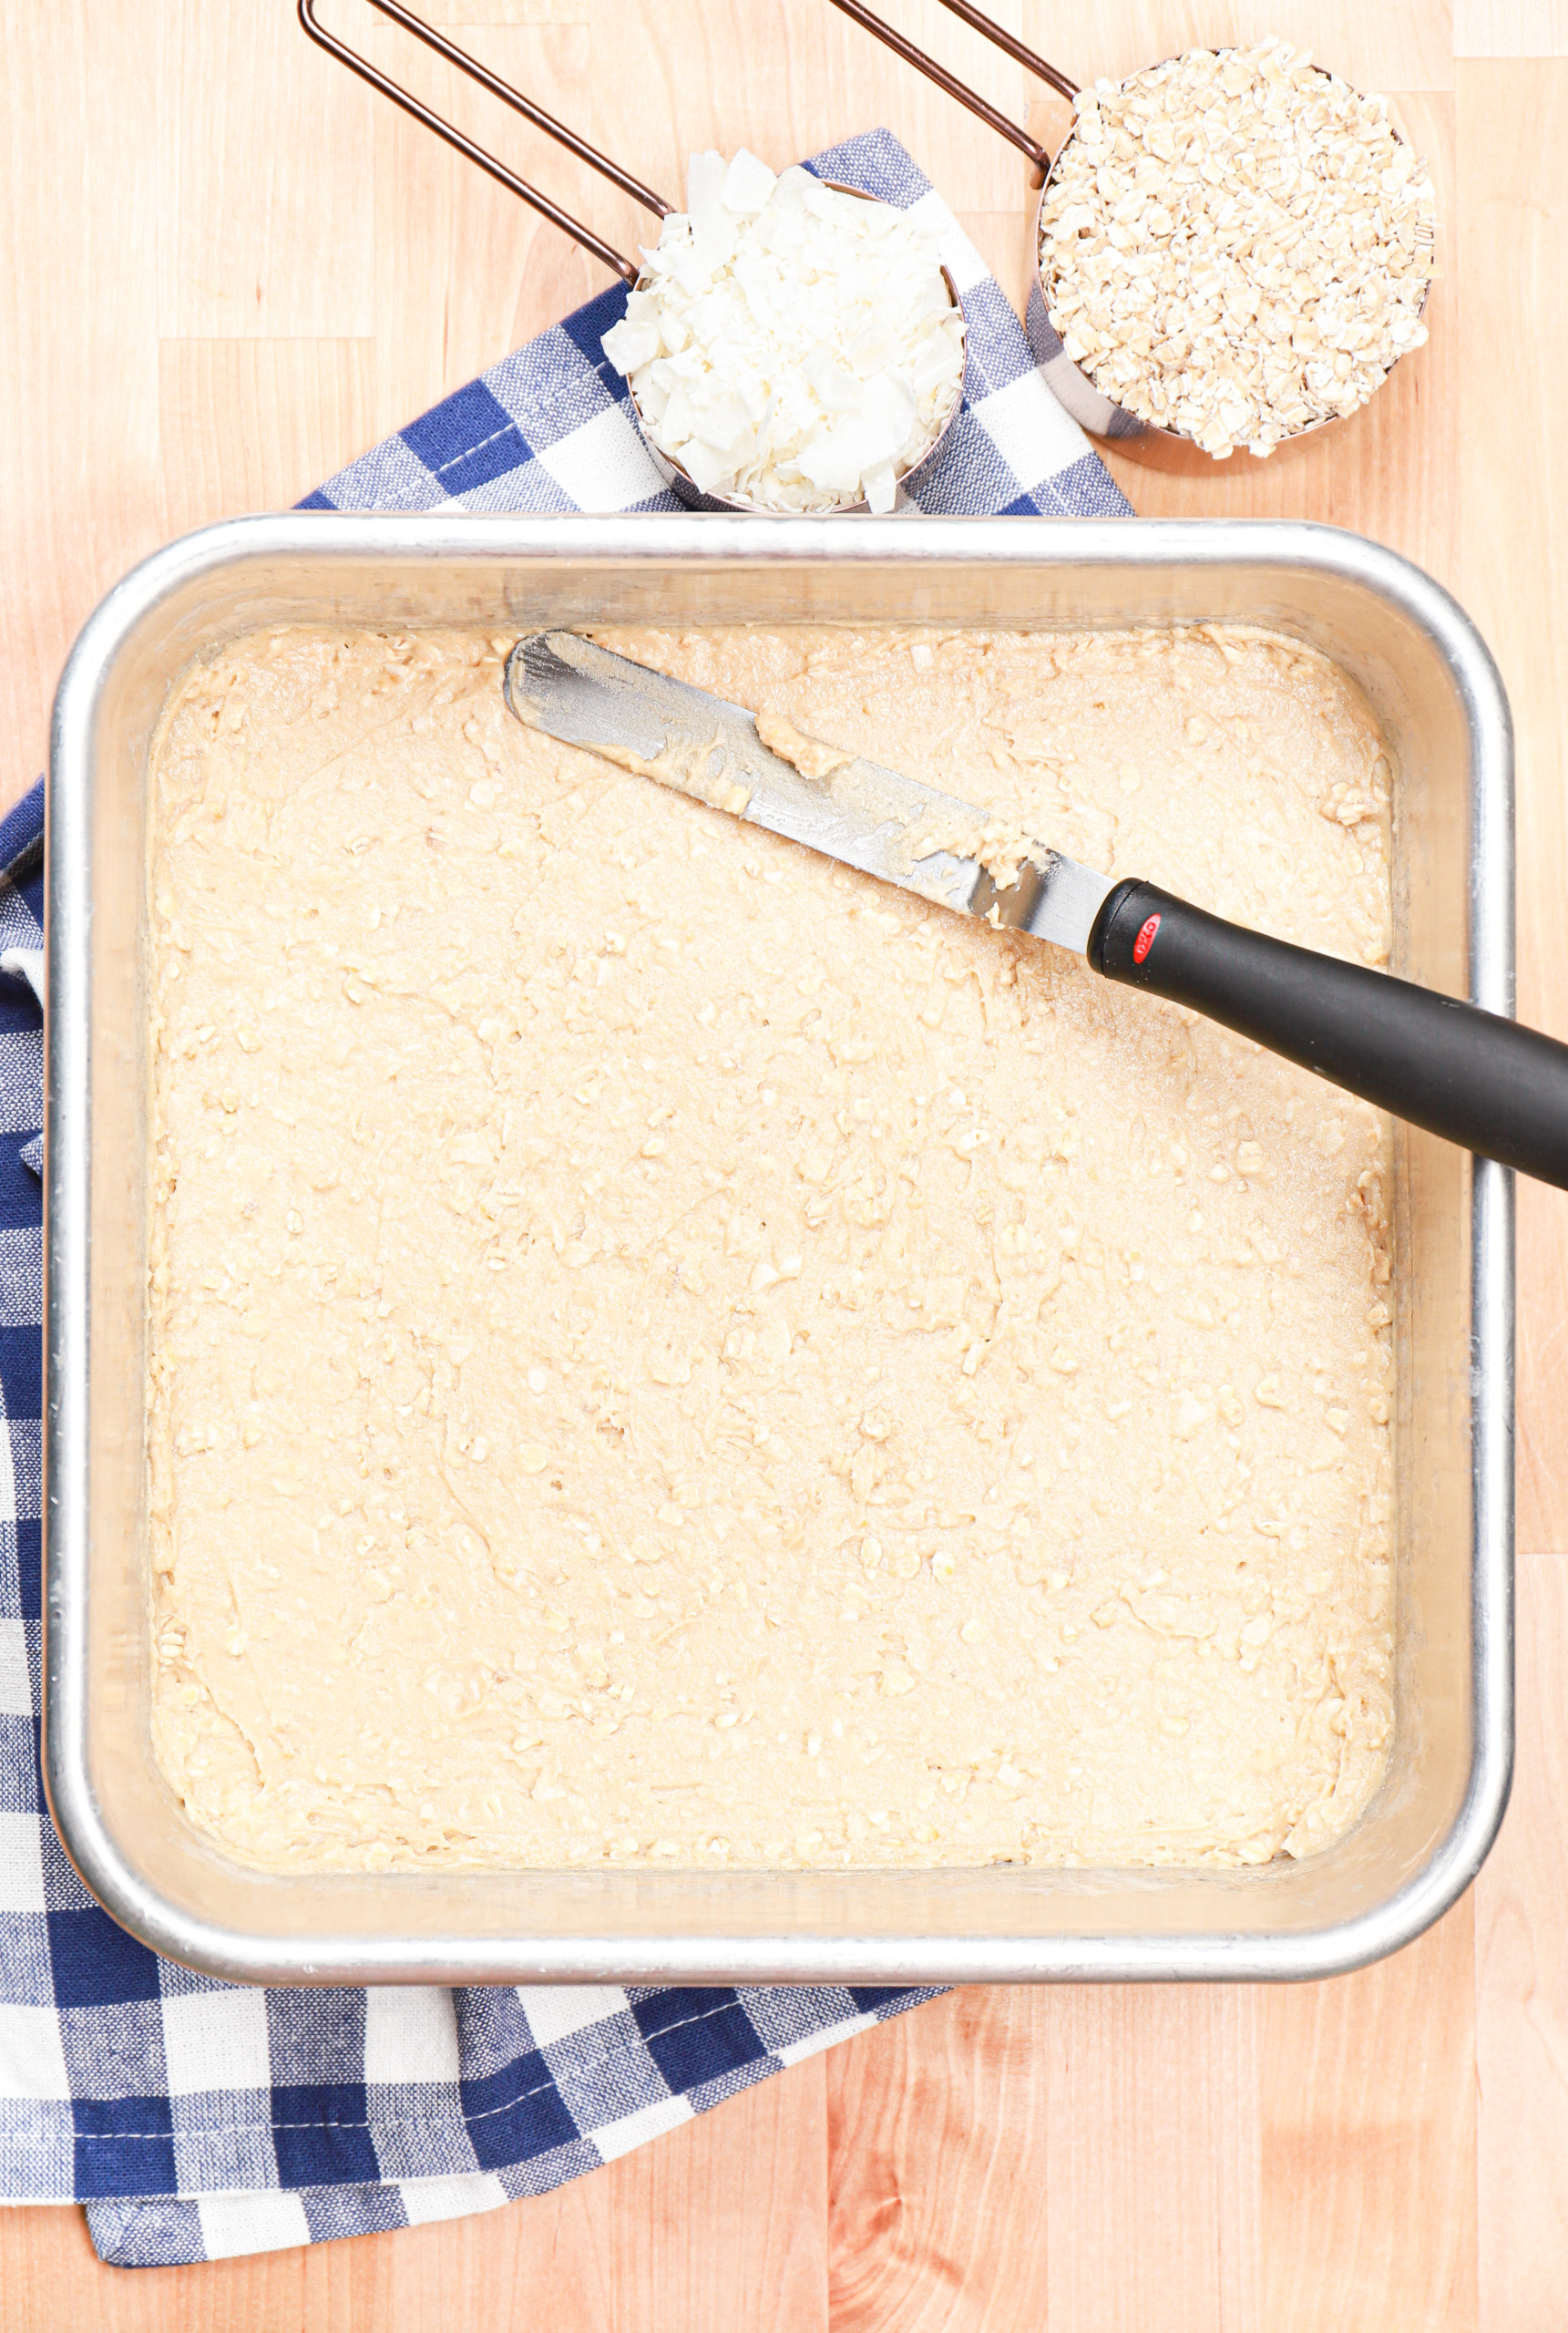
left=2, top=5, right=1564, bottom=2325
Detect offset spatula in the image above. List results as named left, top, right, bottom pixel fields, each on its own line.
left=505, top=630, right=1568, bottom=1191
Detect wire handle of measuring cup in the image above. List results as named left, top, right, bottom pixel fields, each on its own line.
left=299, top=0, right=671, bottom=284
left=821, top=0, right=1077, bottom=183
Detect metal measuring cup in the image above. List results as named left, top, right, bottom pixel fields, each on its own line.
left=825, top=0, right=1433, bottom=470
left=299, top=0, right=969, bottom=512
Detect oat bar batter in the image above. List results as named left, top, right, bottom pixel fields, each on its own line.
left=148, top=622, right=1395, bottom=1873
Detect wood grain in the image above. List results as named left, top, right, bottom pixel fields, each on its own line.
left=2, top=2, right=1565, bottom=2325
left=1262, top=1907, right=1479, bottom=2331
left=1476, top=1558, right=1568, bottom=2333
left=159, top=341, right=375, bottom=537
left=1455, top=3, right=1568, bottom=52
left=159, top=0, right=379, bottom=338
left=0, top=0, right=161, bottom=803
left=827, top=1987, right=1261, bottom=2332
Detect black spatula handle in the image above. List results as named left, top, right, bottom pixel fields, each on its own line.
left=1088, top=879, right=1568, bottom=1189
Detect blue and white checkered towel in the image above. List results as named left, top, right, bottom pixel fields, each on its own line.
left=1, top=129, right=1129, bottom=2268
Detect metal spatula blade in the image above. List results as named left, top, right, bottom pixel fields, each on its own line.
left=504, top=629, right=1116, bottom=954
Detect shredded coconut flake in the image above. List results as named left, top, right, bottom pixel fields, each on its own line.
left=602, top=151, right=967, bottom=512
left=1039, top=38, right=1437, bottom=458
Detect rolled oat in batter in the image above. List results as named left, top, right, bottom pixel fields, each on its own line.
left=148, top=622, right=1395, bottom=1873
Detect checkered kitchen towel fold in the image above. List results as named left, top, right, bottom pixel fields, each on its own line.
left=0, top=129, right=1129, bottom=2268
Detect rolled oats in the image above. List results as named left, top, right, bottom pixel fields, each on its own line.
left=1039, top=38, right=1437, bottom=457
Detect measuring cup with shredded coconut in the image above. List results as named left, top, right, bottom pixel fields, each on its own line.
left=601, top=151, right=967, bottom=512
left=294, top=13, right=967, bottom=514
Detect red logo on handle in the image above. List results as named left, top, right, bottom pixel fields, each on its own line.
left=1132, top=912, right=1162, bottom=965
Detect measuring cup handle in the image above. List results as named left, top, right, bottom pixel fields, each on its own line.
left=930, top=0, right=1078, bottom=103
left=298, top=0, right=665, bottom=285
left=821, top=0, right=1055, bottom=172
left=1091, top=879, right=1568, bottom=1190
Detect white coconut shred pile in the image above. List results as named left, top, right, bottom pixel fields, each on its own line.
left=601, top=151, right=966, bottom=512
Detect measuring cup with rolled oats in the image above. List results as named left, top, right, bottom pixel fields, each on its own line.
left=826, top=5, right=1436, bottom=468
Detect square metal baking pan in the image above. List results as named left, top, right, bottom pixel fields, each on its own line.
left=44, top=513, right=1514, bottom=1986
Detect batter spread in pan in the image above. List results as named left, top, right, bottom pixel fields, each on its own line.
left=147, top=622, right=1395, bottom=1873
